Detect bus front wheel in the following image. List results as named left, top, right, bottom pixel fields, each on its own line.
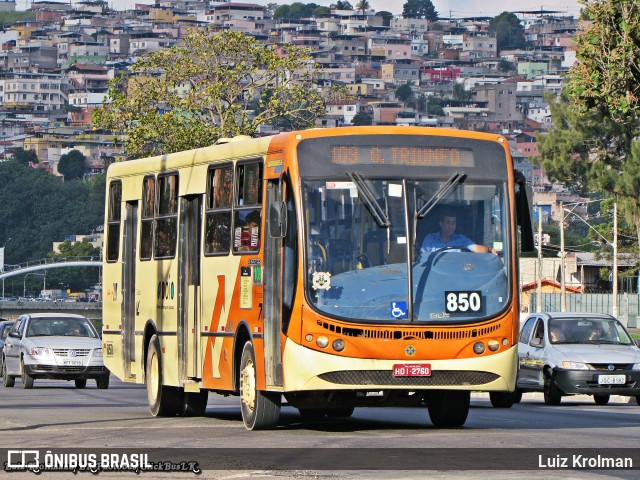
left=427, top=390, right=470, bottom=427
left=146, top=334, right=180, bottom=416
left=239, top=341, right=280, bottom=430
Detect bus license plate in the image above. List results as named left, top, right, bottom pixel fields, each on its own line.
left=393, top=364, right=431, bottom=377
left=598, top=374, right=625, bottom=385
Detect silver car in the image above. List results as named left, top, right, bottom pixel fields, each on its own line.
left=2, top=313, right=109, bottom=389
left=0, top=319, right=15, bottom=373
left=516, top=312, right=640, bottom=405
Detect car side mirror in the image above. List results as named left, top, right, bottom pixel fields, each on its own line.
left=530, top=337, right=543, bottom=348
left=9, top=331, right=20, bottom=338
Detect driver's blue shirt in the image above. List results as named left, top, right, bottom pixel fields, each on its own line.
left=421, top=232, right=476, bottom=253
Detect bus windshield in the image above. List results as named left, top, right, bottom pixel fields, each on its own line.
left=303, top=177, right=509, bottom=324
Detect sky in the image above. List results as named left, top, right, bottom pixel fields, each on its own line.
left=28, top=1, right=583, bottom=18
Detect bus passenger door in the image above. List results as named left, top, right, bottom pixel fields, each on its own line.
left=122, top=201, right=138, bottom=379
left=263, top=179, right=284, bottom=388
left=178, top=195, right=201, bottom=380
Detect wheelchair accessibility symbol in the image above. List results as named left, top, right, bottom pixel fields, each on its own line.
left=390, top=301, right=408, bottom=319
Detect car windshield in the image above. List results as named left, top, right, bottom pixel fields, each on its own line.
left=26, top=318, right=98, bottom=338
left=548, top=317, right=633, bottom=345
left=302, top=177, right=509, bottom=323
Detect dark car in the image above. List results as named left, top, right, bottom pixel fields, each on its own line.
left=515, top=312, right=640, bottom=406
left=2, top=313, right=109, bottom=389
left=0, top=319, right=15, bottom=373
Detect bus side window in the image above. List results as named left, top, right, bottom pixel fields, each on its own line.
left=140, top=175, right=154, bottom=260
left=154, top=173, right=178, bottom=259
left=106, top=180, right=122, bottom=262
left=205, top=165, right=233, bottom=255
left=233, top=162, right=263, bottom=254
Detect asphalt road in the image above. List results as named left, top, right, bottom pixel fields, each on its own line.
left=1, top=377, right=639, bottom=479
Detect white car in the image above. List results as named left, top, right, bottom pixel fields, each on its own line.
left=2, top=313, right=109, bottom=389
left=514, top=312, right=640, bottom=406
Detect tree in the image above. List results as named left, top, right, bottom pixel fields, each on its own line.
left=537, top=1, right=640, bottom=246
left=46, top=238, right=102, bottom=294
left=265, top=3, right=278, bottom=17
left=489, top=12, right=526, bottom=52
left=452, top=83, right=472, bottom=101
left=11, top=148, right=38, bottom=166
left=396, top=83, right=414, bottom=103
left=376, top=11, right=393, bottom=27
left=313, top=6, right=331, bottom=16
left=332, top=1, right=353, bottom=9
left=351, top=112, right=372, bottom=125
left=93, top=29, right=332, bottom=159
left=356, top=0, right=370, bottom=16
left=402, top=0, right=438, bottom=21
left=58, top=150, right=86, bottom=181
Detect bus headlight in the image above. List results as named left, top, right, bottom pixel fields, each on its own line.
left=316, top=336, right=329, bottom=348
left=473, top=342, right=485, bottom=354
left=332, top=339, right=345, bottom=352
left=487, top=339, right=500, bottom=351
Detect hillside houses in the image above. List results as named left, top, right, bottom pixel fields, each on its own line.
left=0, top=0, right=581, bottom=183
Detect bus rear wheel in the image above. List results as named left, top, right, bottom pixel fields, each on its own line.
left=427, top=390, right=470, bottom=427
left=239, top=341, right=280, bottom=430
left=146, top=334, right=180, bottom=416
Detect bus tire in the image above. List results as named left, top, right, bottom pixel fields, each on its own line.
left=146, top=334, right=180, bottom=416
left=181, top=390, right=209, bottom=417
left=327, top=407, right=354, bottom=418
left=427, top=390, right=470, bottom=427
left=489, top=391, right=515, bottom=408
left=239, top=341, right=280, bottom=430
left=2, top=361, right=15, bottom=387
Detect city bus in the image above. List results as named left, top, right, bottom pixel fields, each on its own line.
left=102, top=126, right=534, bottom=429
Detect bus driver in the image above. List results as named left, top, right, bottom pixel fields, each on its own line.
left=421, top=210, right=499, bottom=255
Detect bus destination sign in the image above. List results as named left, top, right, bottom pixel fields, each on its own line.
left=330, top=145, right=475, bottom=167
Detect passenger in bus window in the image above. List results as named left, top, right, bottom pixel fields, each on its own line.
left=421, top=210, right=500, bottom=255
left=239, top=210, right=261, bottom=251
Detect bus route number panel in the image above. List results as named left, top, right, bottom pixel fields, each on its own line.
left=393, top=364, right=432, bottom=377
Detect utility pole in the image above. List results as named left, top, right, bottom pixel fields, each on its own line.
left=537, top=207, right=542, bottom=312
left=560, top=201, right=566, bottom=312
left=613, top=202, right=618, bottom=318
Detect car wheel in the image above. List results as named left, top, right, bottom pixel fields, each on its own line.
left=2, top=361, right=14, bottom=388
left=489, top=391, right=516, bottom=408
left=20, top=359, right=34, bottom=389
left=96, top=375, right=110, bottom=390
left=593, top=394, right=610, bottom=406
left=427, top=390, right=470, bottom=427
left=543, top=372, right=562, bottom=406
left=75, top=379, right=87, bottom=389
left=513, top=389, right=523, bottom=404
left=239, top=341, right=281, bottom=430
left=146, top=334, right=180, bottom=416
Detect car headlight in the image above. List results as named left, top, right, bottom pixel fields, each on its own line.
left=561, top=361, right=589, bottom=370
left=632, top=364, right=640, bottom=370
left=93, top=349, right=103, bottom=357
left=29, top=347, right=52, bottom=356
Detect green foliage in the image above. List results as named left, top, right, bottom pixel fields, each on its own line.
left=0, top=11, right=36, bottom=26
left=0, top=162, right=105, bottom=267
left=376, top=11, right=393, bottom=27
left=11, top=148, right=38, bottom=166
left=402, top=0, right=438, bottom=21
left=58, top=150, right=86, bottom=181
left=93, top=29, right=332, bottom=159
left=355, top=0, right=370, bottom=15
left=351, top=112, right=372, bottom=125
left=313, top=6, right=331, bottom=16
left=396, top=83, right=414, bottom=103
left=44, top=239, right=102, bottom=294
left=489, top=12, right=527, bottom=51
left=426, top=96, right=444, bottom=115
left=333, top=1, right=353, bottom=9
left=452, top=83, right=472, bottom=101
left=274, top=2, right=320, bottom=19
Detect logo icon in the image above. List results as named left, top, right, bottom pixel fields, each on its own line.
left=405, top=345, right=416, bottom=357
left=6, top=450, right=39, bottom=469
left=390, top=301, right=408, bottom=319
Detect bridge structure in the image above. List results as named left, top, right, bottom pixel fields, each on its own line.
left=0, top=257, right=102, bottom=299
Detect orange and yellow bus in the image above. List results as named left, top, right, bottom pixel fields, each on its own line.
left=102, top=126, right=534, bottom=429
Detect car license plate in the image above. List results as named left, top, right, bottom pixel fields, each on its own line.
left=63, top=360, right=82, bottom=366
left=393, top=364, right=431, bottom=377
left=598, top=374, right=625, bottom=385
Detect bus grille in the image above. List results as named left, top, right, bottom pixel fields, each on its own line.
left=318, top=370, right=499, bottom=386
left=316, top=320, right=501, bottom=341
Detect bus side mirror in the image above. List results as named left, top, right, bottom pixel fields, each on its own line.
left=269, top=202, right=287, bottom=238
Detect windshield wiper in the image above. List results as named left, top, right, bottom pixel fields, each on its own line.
left=416, top=172, right=467, bottom=219
left=347, top=172, right=390, bottom=228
